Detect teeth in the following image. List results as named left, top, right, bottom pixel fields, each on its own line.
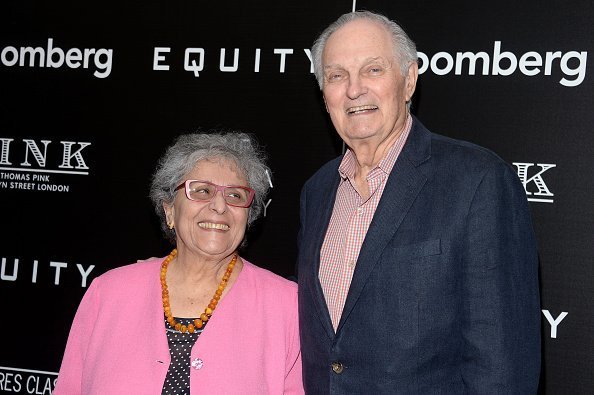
left=347, top=105, right=378, bottom=114
left=198, top=222, right=230, bottom=231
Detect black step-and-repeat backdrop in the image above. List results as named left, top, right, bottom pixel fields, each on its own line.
left=1, top=1, right=592, bottom=393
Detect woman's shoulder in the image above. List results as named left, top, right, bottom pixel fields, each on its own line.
left=236, top=260, right=298, bottom=319
left=93, top=257, right=163, bottom=288
left=240, top=259, right=297, bottom=293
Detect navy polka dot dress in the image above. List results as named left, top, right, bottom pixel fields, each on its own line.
left=161, top=317, right=205, bottom=394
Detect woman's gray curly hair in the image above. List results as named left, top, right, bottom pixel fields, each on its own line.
left=149, top=131, right=271, bottom=243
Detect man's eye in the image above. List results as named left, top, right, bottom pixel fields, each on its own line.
left=327, top=72, right=343, bottom=81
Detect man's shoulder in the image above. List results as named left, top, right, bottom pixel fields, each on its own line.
left=414, top=122, right=512, bottom=174
left=405, top=118, right=519, bottom=189
left=303, top=155, right=342, bottom=188
left=433, top=133, right=503, bottom=161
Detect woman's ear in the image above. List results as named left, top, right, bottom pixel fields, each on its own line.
left=163, top=202, right=175, bottom=229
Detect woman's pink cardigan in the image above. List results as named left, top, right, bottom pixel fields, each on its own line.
left=53, top=257, right=303, bottom=394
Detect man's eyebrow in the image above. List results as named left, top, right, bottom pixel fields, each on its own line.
left=323, top=64, right=344, bottom=71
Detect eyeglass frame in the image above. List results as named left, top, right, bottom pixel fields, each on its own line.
left=174, top=179, right=256, bottom=208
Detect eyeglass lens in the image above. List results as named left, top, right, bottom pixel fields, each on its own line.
left=187, top=181, right=250, bottom=206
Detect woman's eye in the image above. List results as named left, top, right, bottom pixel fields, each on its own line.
left=194, top=188, right=211, bottom=195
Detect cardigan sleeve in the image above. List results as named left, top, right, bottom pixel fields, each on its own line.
left=283, top=285, right=304, bottom=394
left=53, top=278, right=101, bottom=394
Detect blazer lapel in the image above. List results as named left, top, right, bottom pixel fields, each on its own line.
left=336, top=120, right=431, bottom=333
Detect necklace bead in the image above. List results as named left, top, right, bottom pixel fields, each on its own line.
left=160, top=249, right=237, bottom=334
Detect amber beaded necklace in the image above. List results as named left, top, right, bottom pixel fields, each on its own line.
left=160, top=249, right=237, bottom=334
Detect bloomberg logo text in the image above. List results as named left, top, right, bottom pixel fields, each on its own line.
left=417, top=41, right=586, bottom=87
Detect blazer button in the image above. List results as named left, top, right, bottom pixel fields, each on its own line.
left=331, top=361, right=344, bottom=374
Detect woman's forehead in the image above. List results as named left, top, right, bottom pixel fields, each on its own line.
left=187, top=157, right=246, bottom=183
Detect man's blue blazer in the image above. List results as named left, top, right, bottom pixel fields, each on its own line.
left=297, top=117, right=541, bottom=394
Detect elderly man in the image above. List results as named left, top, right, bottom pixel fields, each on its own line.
left=297, top=10, right=541, bottom=393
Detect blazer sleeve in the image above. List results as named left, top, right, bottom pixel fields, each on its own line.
left=296, top=183, right=308, bottom=278
left=53, top=279, right=101, bottom=395
left=461, top=162, right=541, bottom=393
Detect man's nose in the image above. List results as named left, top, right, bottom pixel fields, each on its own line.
left=346, top=75, right=367, bottom=99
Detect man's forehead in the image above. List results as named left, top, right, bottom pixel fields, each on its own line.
left=323, top=39, right=395, bottom=69
left=323, top=56, right=392, bottom=70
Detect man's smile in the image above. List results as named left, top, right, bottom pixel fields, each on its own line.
left=346, top=105, right=378, bottom=115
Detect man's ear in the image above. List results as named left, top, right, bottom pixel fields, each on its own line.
left=405, top=61, right=419, bottom=102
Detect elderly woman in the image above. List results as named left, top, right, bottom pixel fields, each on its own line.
left=54, top=132, right=303, bottom=394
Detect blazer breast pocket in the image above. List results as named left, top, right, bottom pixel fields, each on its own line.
left=389, top=238, right=442, bottom=261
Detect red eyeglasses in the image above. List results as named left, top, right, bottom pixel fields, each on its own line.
left=174, top=180, right=255, bottom=208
